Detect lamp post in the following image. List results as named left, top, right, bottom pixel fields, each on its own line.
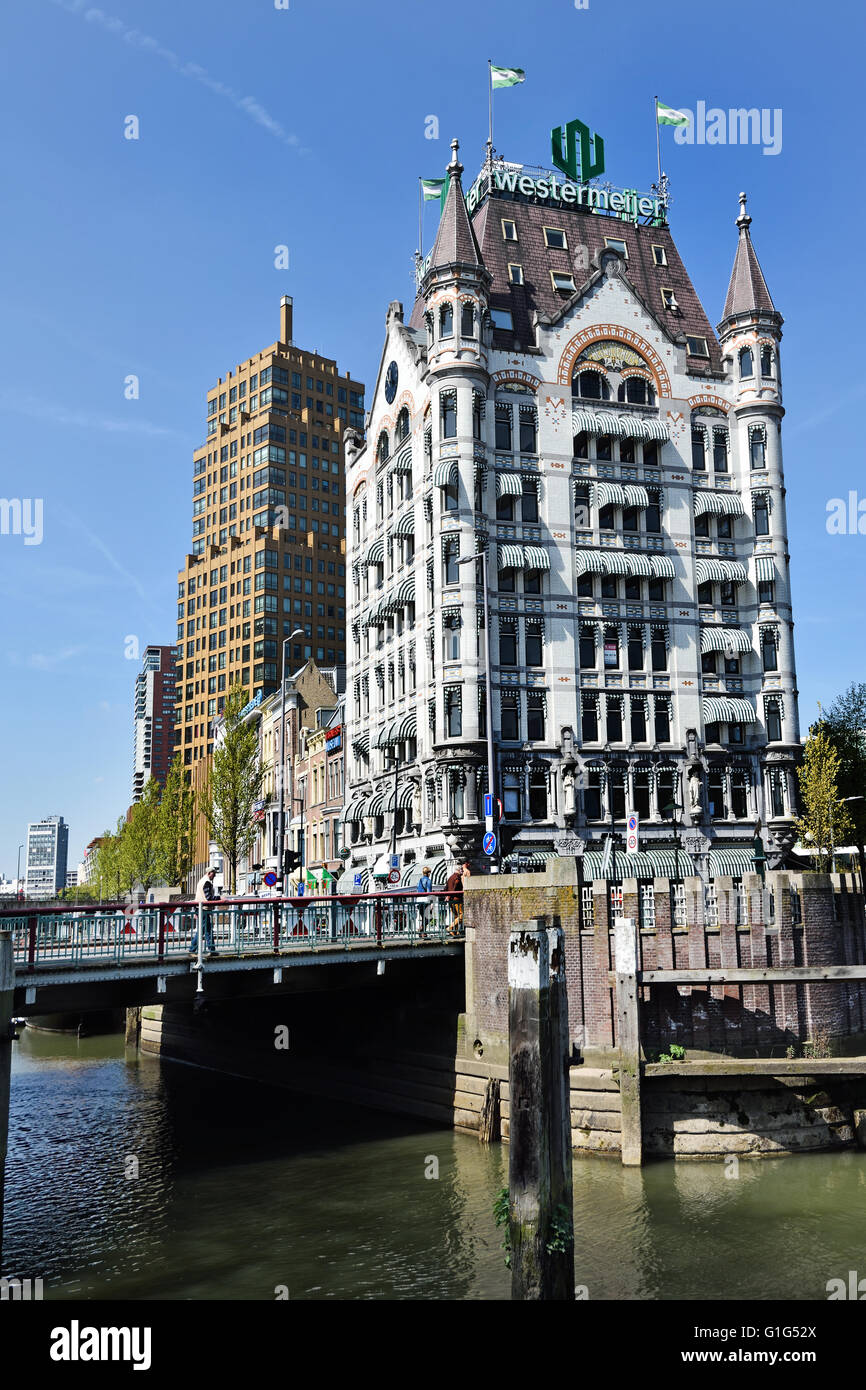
left=662, top=799, right=684, bottom=880
left=457, top=547, right=496, bottom=871
left=16, top=843, right=23, bottom=900
left=277, top=629, right=306, bottom=882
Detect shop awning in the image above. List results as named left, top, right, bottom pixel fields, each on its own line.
left=695, top=558, right=748, bottom=585
left=385, top=781, right=416, bottom=813
left=703, top=696, right=757, bottom=725
left=502, top=849, right=556, bottom=868
left=496, top=471, right=523, bottom=498
left=335, top=866, right=371, bottom=893
left=342, top=794, right=369, bottom=822
left=576, top=547, right=670, bottom=580
left=395, top=576, right=415, bottom=605
left=581, top=848, right=691, bottom=881
left=395, top=710, right=417, bottom=739
left=708, top=847, right=758, bottom=878
left=700, top=627, right=752, bottom=655
left=390, top=446, right=413, bottom=474
left=523, top=545, right=550, bottom=572
left=433, top=460, right=458, bottom=488
left=694, top=490, right=746, bottom=517
left=651, top=555, right=676, bottom=579
left=366, top=789, right=388, bottom=815
left=754, top=555, right=776, bottom=583
left=430, top=858, right=454, bottom=886
left=497, top=543, right=525, bottom=572
left=352, top=733, right=369, bottom=754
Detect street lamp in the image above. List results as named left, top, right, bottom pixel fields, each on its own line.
left=16, top=843, right=24, bottom=899
left=662, top=799, right=684, bottom=880
left=277, top=628, right=306, bottom=881
left=456, top=548, right=496, bottom=871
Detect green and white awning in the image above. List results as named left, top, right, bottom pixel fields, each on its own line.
left=594, top=481, right=651, bottom=509
left=754, top=555, right=776, bottom=583
left=572, top=409, right=669, bottom=442
left=700, top=627, right=752, bottom=655
left=703, top=695, right=757, bottom=725
left=498, top=543, right=526, bottom=571
left=364, top=601, right=386, bottom=627
left=695, top=558, right=748, bottom=585
left=496, top=471, right=523, bottom=498
left=430, top=857, right=454, bottom=886
left=502, top=849, right=556, bottom=867
left=523, top=545, right=550, bottom=571
left=342, top=794, right=369, bottom=822
left=694, top=490, right=746, bottom=517
left=394, top=575, right=416, bottom=605
left=364, top=537, right=385, bottom=565
left=581, top=848, right=692, bottom=881
left=392, top=511, right=415, bottom=537
left=576, top=548, right=672, bottom=579
left=335, top=866, right=371, bottom=893
left=708, top=847, right=758, bottom=878
left=390, top=446, right=413, bottom=475
left=433, top=460, right=458, bottom=488
left=386, top=781, right=416, bottom=812
left=352, top=733, right=370, bottom=754
left=367, top=789, right=388, bottom=814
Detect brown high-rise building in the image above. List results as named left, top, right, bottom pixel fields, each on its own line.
left=174, top=296, right=364, bottom=774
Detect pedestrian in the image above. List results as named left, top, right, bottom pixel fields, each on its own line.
left=191, top=867, right=218, bottom=956
left=416, top=865, right=433, bottom=938
left=445, top=861, right=471, bottom=936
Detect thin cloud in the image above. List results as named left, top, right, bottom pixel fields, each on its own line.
left=786, top=383, right=866, bottom=438
left=9, top=645, right=88, bottom=671
left=0, top=393, right=187, bottom=440
left=52, top=0, right=304, bottom=151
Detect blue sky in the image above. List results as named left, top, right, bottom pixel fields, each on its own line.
left=1, top=0, right=863, bottom=872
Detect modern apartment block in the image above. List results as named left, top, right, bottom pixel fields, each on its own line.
left=174, top=296, right=364, bottom=775
left=132, top=644, right=177, bottom=803
left=25, top=815, right=69, bottom=899
left=342, top=137, right=798, bottom=886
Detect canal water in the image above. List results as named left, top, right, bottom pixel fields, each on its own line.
left=5, top=1027, right=866, bottom=1301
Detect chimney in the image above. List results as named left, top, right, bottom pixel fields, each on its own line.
left=280, top=295, right=293, bottom=345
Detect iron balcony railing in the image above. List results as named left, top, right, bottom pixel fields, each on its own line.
left=0, top=890, right=464, bottom=969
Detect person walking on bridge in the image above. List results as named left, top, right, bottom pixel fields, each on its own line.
left=445, top=862, right=470, bottom=937
left=191, top=867, right=218, bottom=956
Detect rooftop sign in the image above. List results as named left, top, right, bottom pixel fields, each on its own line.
left=465, top=167, right=663, bottom=224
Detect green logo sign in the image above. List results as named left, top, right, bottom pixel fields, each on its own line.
left=551, top=117, right=605, bottom=183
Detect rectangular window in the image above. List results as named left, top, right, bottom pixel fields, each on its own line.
left=501, top=699, right=519, bottom=741
left=508, top=263, right=524, bottom=285
left=687, top=336, right=710, bottom=357
left=501, top=219, right=518, bottom=241
left=499, top=630, right=517, bottom=666
left=525, top=630, right=543, bottom=667
left=551, top=271, right=576, bottom=293
left=651, top=244, right=667, bottom=267
left=495, top=405, right=512, bottom=451
left=604, top=237, right=627, bottom=257
left=661, top=288, right=677, bottom=311
left=543, top=226, right=567, bottom=249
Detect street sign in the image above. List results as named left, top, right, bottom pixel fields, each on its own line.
left=390, top=854, right=400, bottom=870
left=353, top=873, right=362, bottom=889
left=626, top=814, right=639, bottom=855
left=483, top=794, right=493, bottom=819
left=483, top=831, right=497, bottom=856
left=263, top=871, right=277, bottom=887
left=388, top=869, right=400, bottom=884
left=554, top=834, right=585, bottom=857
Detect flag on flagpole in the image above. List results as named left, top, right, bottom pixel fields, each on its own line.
left=656, top=99, right=689, bottom=127
left=491, top=65, right=525, bottom=89
left=420, top=178, right=446, bottom=200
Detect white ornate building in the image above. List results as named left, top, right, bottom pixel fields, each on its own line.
left=339, top=140, right=798, bottom=888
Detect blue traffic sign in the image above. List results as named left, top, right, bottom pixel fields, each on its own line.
left=264, top=871, right=277, bottom=887
left=483, top=831, right=497, bottom=856
left=483, top=793, right=493, bottom=819
left=353, top=873, right=362, bottom=889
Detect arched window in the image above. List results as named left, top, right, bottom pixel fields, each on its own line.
left=396, top=407, right=410, bottom=441
left=439, top=303, right=453, bottom=337
left=749, top=425, right=766, bottom=470
left=573, top=369, right=609, bottom=400
left=739, top=346, right=754, bottom=378
left=760, top=344, right=773, bottom=377
left=424, top=312, right=433, bottom=346
left=376, top=430, right=390, bottom=463
left=617, top=376, right=656, bottom=406
left=765, top=697, right=782, bottom=743
left=460, top=303, right=475, bottom=337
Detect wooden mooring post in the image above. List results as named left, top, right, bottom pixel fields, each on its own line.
left=508, top=920, right=574, bottom=1300
left=614, top=915, right=642, bottom=1166
left=0, top=931, right=13, bottom=1266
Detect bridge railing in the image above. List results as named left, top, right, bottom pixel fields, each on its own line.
left=0, top=890, right=462, bottom=968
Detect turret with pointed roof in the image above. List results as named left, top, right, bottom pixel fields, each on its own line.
left=720, top=192, right=780, bottom=327
left=423, top=139, right=485, bottom=276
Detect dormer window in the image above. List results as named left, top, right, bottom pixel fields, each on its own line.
left=543, top=226, right=567, bottom=249
left=687, top=336, right=709, bottom=357
left=508, top=263, right=524, bottom=285
left=739, top=346, right=754, bottom=377
left=491, top=308, right=513, bottom=331
left=651, top=244, right=667, bottom=267
left=661, top=287, right=679, bottom=312
left=501, top=218, right=518, bottom=241
left=551, top=271, right=576, bottom=293
left=604, top=237, right=628, bottom=257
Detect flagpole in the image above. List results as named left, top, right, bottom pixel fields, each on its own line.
left=654, top=94, right=662, bottom=194
left=487, top=59, right=494, bottom=183
left=418, top=178, right=423, bottom=259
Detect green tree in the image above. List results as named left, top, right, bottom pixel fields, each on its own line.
left=204, top=683, right=264, bottom=889
left=91, top=818, right=127, bottom=901
left=204, top=684, right=264, bottom=893
left=157, top=756, right=196, bottom=888
left=123, top=778, right=163, bottom=895
left=795, top=723, right=854, bottom=873
left=823, top=682, right=866, bottom=885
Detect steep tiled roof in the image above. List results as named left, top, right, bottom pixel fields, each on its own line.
left=411, top=177, right=722, bottom=375
left=425, top=141, right=483, bottom=272
left=722, top=193, right=775, bottom=319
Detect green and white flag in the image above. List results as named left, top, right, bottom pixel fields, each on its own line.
left=420, top=177, right=446, bottom=201
left=656, top=100, right=689, bottom=127
left=491, top=65, right=525, bottom=89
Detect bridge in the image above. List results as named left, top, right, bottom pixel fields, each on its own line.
left=0, top=890, right=464, bottom=1016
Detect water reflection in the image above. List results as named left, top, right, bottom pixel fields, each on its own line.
left=5, top=1030, right=866, bottom=1300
